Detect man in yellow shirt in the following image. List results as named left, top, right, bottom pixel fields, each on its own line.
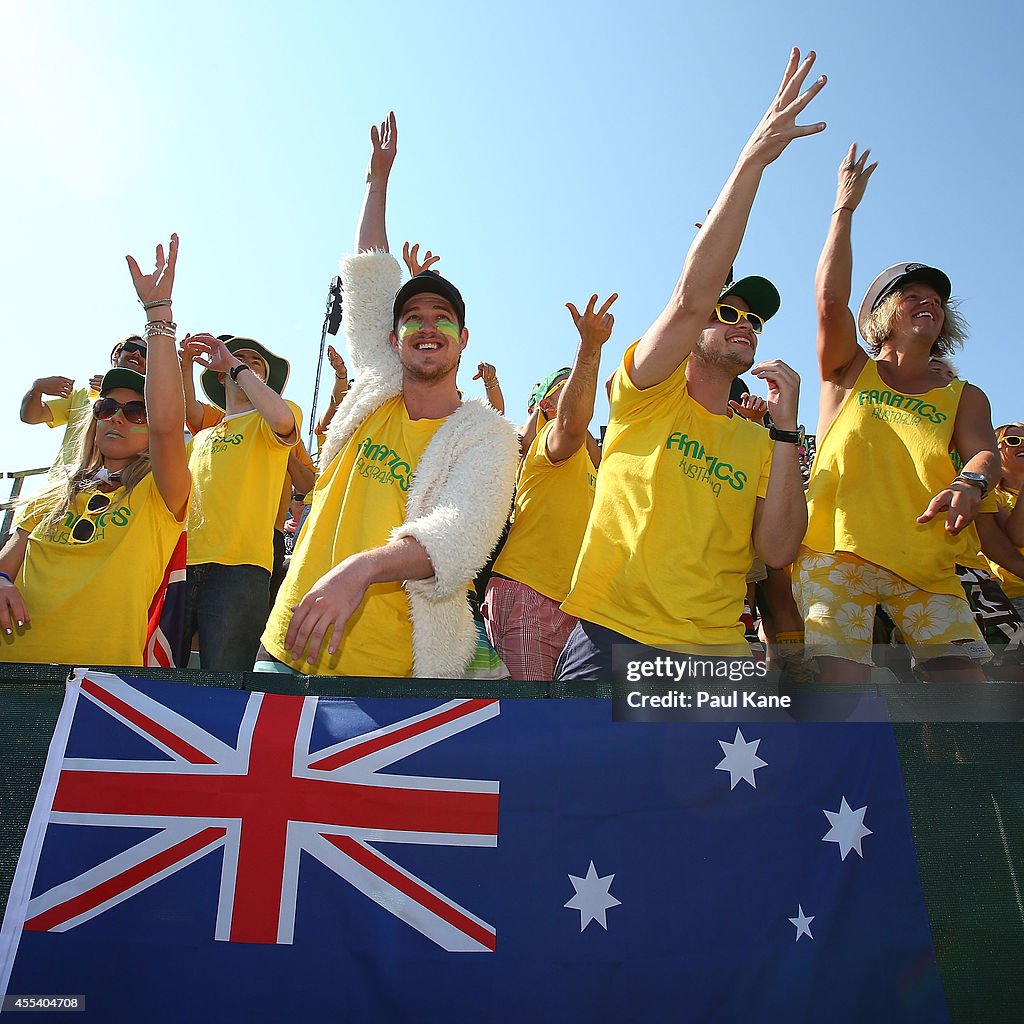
left=258, top=112, right=518, bottom=677
left=20, top=336, right=149, bottom=480
left=799, top=143, right=1000, bottom=683
left=177, top=334, right=299, bottom=670
left=558, top=49, right=822, bottom=680
left=483, top=295, right=614, bottom=679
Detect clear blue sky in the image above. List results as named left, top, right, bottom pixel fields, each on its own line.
left=2, top=0, right=1022, bottom=478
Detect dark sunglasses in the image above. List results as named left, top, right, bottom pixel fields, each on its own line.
left=712, top=304, right=764, bottom=335
left=70, top=493, right=112, bottom=544
left=120, top=341, right=148, bottom=357
left=93, top=397, right=148, bottom=425
left=1000, top=435, right=1024, bottom=448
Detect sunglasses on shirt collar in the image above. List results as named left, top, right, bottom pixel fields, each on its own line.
left=70, top=492, right=112, bottom=544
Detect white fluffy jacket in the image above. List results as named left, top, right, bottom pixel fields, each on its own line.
left=320, top=251, right=519, bottom=678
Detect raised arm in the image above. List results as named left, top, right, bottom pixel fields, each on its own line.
left=472, top=362, right=505, bottom=415
left=126, top=233, right=191, bottom=520
left=815, top=144, right=877, bottom=385
left=178, top=334, right=218, bottom=434
left=315, top=344, right=351, bottom=436
left=189, top=336, right=297, bottom=440
left=631, top=49, right=826, bottom=390
left=20, top=376, right=74, bottom=424
left=355, top=112, right=397, bottom=253
left=547, top=294, right=618, bottom=463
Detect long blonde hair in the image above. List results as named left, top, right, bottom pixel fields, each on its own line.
left=25, top=413, right=152, bottom=536
left=863, top=289, right=968, bottom=357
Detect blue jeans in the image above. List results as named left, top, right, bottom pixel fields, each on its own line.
left=178, top=563, right=271, bottom=671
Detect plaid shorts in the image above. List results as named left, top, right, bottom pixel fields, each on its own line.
left=481, top=576, right=578, bottom=681
left=793, top=548, right=989, bottom=666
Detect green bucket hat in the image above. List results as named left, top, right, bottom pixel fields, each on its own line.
left=201, top=335, right=290, bottom=411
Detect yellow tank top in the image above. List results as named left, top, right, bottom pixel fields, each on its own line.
left=804, top=359, right=970, bottom=596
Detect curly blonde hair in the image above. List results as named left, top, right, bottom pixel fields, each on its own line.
left=863, top=289, right=968, bottom=358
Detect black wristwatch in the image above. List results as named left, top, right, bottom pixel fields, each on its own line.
left=769, top=425, right=804, bottom=445
left=955, top=472, right=989, bottom=499
left=228, top=363, right=250, bottom=384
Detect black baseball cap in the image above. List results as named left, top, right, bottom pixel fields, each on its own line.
left=393, top=271, right=466, bottom=331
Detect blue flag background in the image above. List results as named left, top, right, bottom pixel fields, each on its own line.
left=0, top=673, right=948, bottom=1023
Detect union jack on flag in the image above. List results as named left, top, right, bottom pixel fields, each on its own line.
left=13, top=671, right=498, bottom=951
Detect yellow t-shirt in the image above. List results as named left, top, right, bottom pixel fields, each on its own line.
left=561, top=344, right=773, bottom=648
left=493, top=418, right=597, bottom=602
left=44, top=387, right=99, bottom=478
left=261, top=396, right=445, bottom=676
left=186, top=402, right=300, bottom=572
left=804, top=360, right=971, bottom=597
left=0, top=476, right=186, bottom=666
left=986, top=487, right=1024, bottom=598
left=275, top=439, right=316, bottom=532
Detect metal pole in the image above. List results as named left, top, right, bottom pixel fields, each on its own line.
left=307, top=276, right=343, bottom=456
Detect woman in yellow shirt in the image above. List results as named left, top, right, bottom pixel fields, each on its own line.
left=981, top=423, right=1024, bottom=618
left=0, top=235, right=191, bottom=667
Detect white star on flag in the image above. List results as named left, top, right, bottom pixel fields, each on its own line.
left=822, top=796, right=873, bottom=860
left=715, top=728, right=767, bottom=789
left=564, top=861, right=621, bottom=932
left=789, top=904, right=814, bottom=941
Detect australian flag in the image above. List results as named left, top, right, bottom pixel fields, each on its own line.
left=143, top=531, right=187, bottom=668
left=0, top=672, right=948, bottom=1022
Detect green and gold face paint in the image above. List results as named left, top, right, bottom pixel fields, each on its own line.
left=399, top=318, right=460, bottom=342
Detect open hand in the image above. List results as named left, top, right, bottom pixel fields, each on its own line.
left=182, top=334, right=236, bottom=373
left=834, top=143, right=878, bottom=213
left=367, top=112, right=398, bottom=183
left=918, top=480, right=982, bottom=536
left=34, top=376, right=74, bottom=398
left=740, top=49, right=827, bottom=168
left=285, top=557, right=372, bottom=664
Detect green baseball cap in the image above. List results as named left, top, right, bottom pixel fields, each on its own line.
left=719, top=275, right=781, bottom=323
left=528, top=367, right=572, bottom=410
left=99, top=368, right=146, bottom=396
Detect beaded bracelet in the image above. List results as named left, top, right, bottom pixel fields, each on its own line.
left=141, top=298, right=172, bottom=310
